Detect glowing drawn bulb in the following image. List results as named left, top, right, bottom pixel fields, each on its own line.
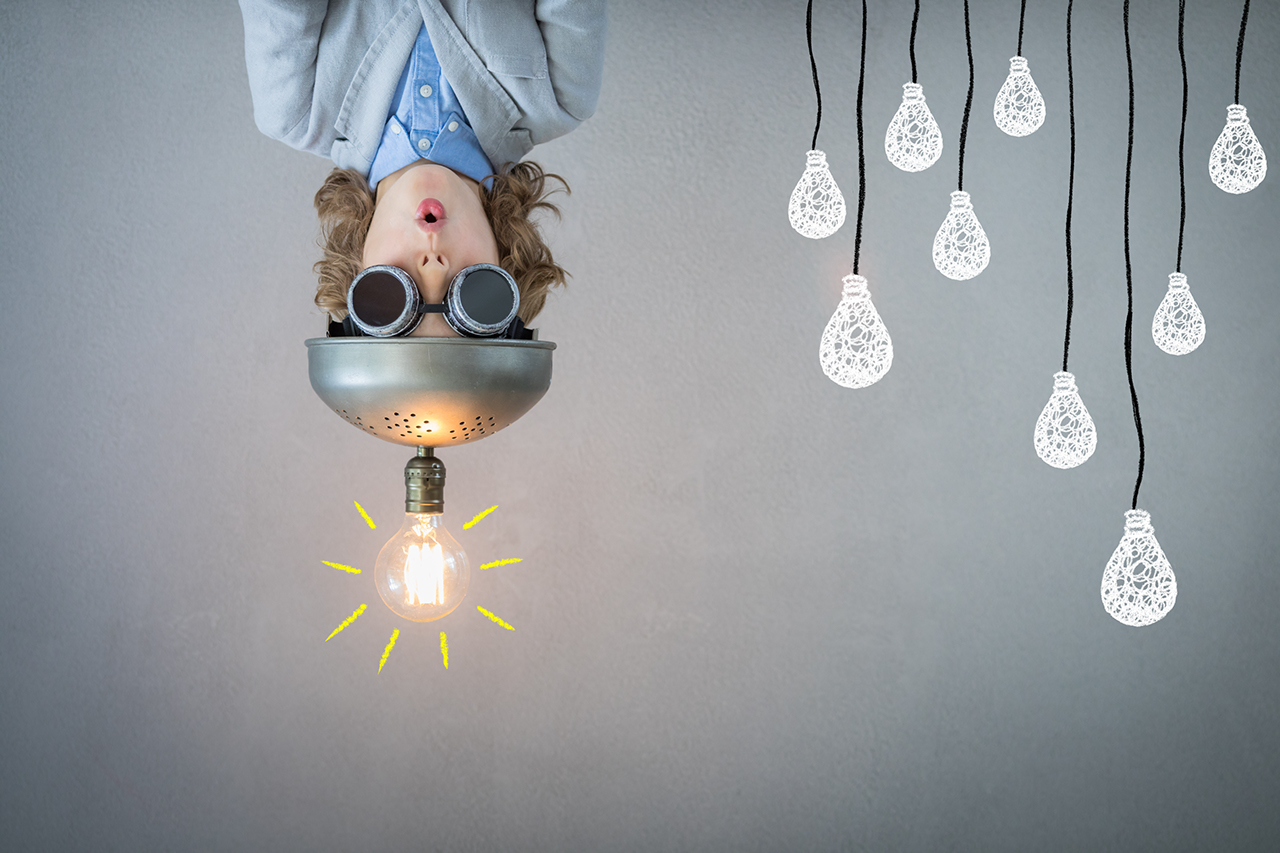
left=819, top=273, right=893, bottom=388
left=788, top=149, right=846, bottom=239
left=1101, top=509, right=1177, bottom=627
left=993, top=56, right=1046, bottom=137
left=932, top=190, right=990, bottom=280
left=1209, top=104, right=1267, bottom=193
left=1152, top=272, right=1205, bottom=355
left=885, top=82, right=944, bottom=172
left=374, top=513, right=470, bottom=622
left=1033, top=371, right=1097, bottom=469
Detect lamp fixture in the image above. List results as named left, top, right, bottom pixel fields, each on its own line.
left=306, top=335, right=554, bottom=622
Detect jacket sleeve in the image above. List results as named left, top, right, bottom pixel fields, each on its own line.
left=535, top=0, right=607, bottom=122
left=238, top=0, right=329, bottom=147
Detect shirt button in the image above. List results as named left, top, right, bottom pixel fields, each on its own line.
left=417, top=138, right=430, bottom=151
left=390, top=124, right=402, bottom=135
left=447, top=121, right=459, bottom=132
left=419, top=84, right=433, bottom=98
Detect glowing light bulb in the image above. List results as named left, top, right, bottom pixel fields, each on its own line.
left=1101, top=509, right=1177, bottom=627
left=885, top=82, right=943, bottom=172
left=788, top=149, right=846, bottom=239
left=375, top=512, right=470, bottom=622
left=932, top=190, right=990, bottom=280
left=1033, top=371, right=1097, bottom=469
left=1152, top=272, right=1205, bottom=355
left=993, top=56, right=1046, bottom=137
left=1209, top=104, right=1267, bottom=193
left=819, top=273, right=893, bottom=388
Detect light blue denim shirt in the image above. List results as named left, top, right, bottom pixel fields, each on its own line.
left=367, top=24, right=494, bottom=191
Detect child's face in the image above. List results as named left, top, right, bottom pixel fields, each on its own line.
left=362, top=161, right=500, bottom=337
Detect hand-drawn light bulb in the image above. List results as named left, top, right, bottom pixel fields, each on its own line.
left=994, top=56, right=1046, bottom=137
left=819, top=273, right=893, bottom=388
left=1101, top=509, right=1177, bottom=627
left=789, top=149, right=846, bottom=239
left=885, top=82, right=944, bottom=172
left=1209, top=104, right=1267, bottom=193
left=932, top=190, right=990, bottom=280
left=1033, top=371, right=1097, bottom=469
left=375, top=449, right=471, bottom=622
left=1152, top=272, right=1205, bottom=355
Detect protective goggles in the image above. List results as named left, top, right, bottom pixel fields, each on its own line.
left=346, top=263, right=520, bottom=338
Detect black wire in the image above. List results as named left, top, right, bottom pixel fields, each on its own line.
left=1177, top=0, right=1187, bottom=272
left=910, top=0, right=920, bottom=83
left=1063, top=0, right=1075, bottom=373
left=958, top=0, right=975, bottom=191
left=1123, top=0, right=1145, bottom=510
left=1235, top=0, right=1250, bottom=104
left=1017, top=0, right=1028, bottom=55
left=853, top=0, right=868, bottom=274
left=807, top=0, right=822, bottom=150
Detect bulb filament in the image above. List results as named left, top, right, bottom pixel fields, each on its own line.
left=404, top=537, right=445, bottom=606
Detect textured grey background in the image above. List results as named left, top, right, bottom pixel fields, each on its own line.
left=2, top=0, right=1278, bottom=850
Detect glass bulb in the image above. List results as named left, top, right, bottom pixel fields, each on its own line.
left=1152, top=272, right=1205, bottom=355
left=933, top=190, right=990, bottom=280
left=1033, top=371, right=1097, bottom=469
left=993, top=56, right=1046, bottom=137
left=1101, top=509, right=1177, bottom=627
left=819, top=273, right=893, bottom=388
left=788, top=149, right=846, bottom=239
left=1209, top=104, right=1266, bottom=193
left=885, top=82, right=944, bottom=172
left=374, top=513, right=470, bottom=622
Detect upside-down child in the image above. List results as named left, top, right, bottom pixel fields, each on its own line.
left=239, top=0, right=607, bottom=336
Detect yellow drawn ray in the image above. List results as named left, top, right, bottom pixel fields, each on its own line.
left=479, top=557, right=523, bottom=570
left=354, top=500, right=377, bottom=529
left=378, top=629, right=400, bottom=672
left=476, top=606, right=515, bottom=631
left=440, top=632, right=449, bottom=669
left=463, top=505, right=498, bottom=530
left=325, top=604, right=367, bottom=641
left=322, top=560, right=361, bottom=574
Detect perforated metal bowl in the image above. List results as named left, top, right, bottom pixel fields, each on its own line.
left=306, top=337, right=555, bottom=448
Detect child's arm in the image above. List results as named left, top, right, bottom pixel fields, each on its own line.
left=239, top=0, right=329, bottom=151
left=535, top=0, right=608, bottom=123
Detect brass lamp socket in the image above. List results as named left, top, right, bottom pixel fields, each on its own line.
left=405, top=447, right=445, bottom=514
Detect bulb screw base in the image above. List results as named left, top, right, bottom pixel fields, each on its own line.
left=405, top=446, right=446, bottom=514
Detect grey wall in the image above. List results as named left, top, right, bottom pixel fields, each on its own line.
left=2, top=0, right=1278, bottom=849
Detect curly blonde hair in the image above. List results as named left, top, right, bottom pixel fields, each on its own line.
left=313, top=161, right=569, bottom=324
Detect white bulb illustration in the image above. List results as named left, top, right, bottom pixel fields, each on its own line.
left=819, top=273, right=893, bottom=388
left=1101, top=509, right=1177, bottom=627
left=1033, top=371, right=1097, bottom=469
left=1209, top=104, right=1267, bottom=193
left=1152, top=272, right=1205, bottom=355
left=788, top=149, right=846, bottom=239
left=993, top=56, right=1046, bottom=137
left=885, top=82, right=944, bottom=172
left=932, top=190, right=990, bottom=280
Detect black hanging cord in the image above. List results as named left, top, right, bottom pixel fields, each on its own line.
left=910, top=0, right=920, bottom=83
left=1017, top=0, right=1028, bottom=56
left=806, top=0, right=822, bottom=150
left=1234, top=0, right=1250, bottom=104
left=853, top=0, right=868, bottom=274
left=958, top=0, right=975, bottom=191
left=1123, top=0, right=1146, bottom=510
left=1062, top=0, right=1075, bottom=372
left=1177, top=0, right=1187, bottom=272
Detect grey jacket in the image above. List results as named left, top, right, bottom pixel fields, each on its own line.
left=240, top=0, right=606, bottom=173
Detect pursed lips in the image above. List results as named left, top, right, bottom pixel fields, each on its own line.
left=416, top=198, right=447, bottom=233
